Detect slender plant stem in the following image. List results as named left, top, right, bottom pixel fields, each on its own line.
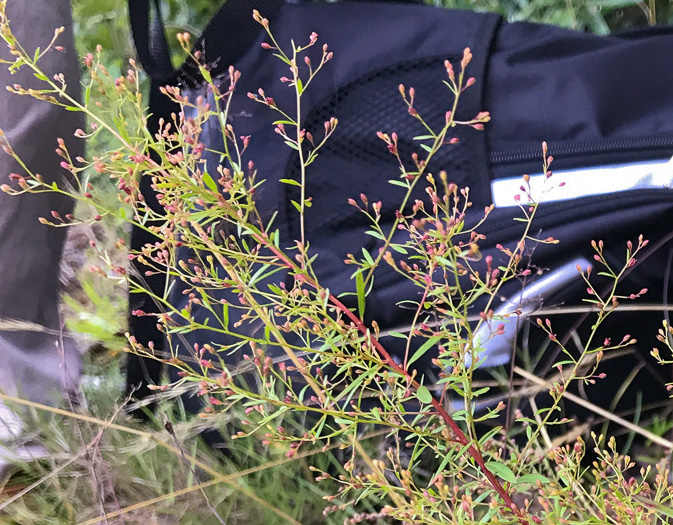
left=250, top=230, right=527, bottom=521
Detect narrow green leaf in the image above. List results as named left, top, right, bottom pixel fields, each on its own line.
left=517, top=473, right=550, bottom=485
left=632, top=496, right=673, bottom=519
left=361, top=248, right=374, bottom=266
left=334, top=369, right=371, bottom=405
left=248, top=264, right=271, bottom=287
left=304, top=153, right=318, bottom=166
left=272, top=52, right=292, bottom=65
left=408, top=336, right=441, bottom=367
left=390, top=244, right=408, bottom=254
left=356, top=272, right=366, bottom=318
left=435, top=256, right=454, bottom=268
left=279, top=178, right=301, bottom=186
left=594, top=0, right=640, bottom=7
left=312, top=415, right=327, bottom=437
left=202, top=172, right=217, bottom=192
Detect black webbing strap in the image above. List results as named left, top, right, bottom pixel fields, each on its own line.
left=128, top=0, right=174, bottom=81
left=129, top=0, right=285, bottom=85
left=125, top=0, right=285, bottom=409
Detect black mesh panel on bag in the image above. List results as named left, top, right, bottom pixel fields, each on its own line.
left=284, top=56, right=480, bottom=273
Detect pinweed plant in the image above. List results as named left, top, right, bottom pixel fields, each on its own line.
left=1, top=4, right=673, bottom=523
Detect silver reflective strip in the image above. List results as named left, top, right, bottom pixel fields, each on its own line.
left=491, top=157, right=673, bottom=208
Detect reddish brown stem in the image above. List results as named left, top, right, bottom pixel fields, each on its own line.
left=328, top=294, right=526, bottom=521
left=252, top=231, right=527, bottom=521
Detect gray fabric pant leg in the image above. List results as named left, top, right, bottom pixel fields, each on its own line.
left=0, top=0, right=84, bottom=441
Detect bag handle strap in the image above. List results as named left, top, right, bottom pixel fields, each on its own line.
left=128, top=0, right=174, bottom=81
left=128, top=0, right=285, bottom=85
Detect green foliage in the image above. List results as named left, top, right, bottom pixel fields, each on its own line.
left=63, top=274, right=127, bottom=354
left=0, top=373, right=350, bottom=524
left=72, top=0, right=222, bottom=72
left=436, top=0, right=657, bottom=33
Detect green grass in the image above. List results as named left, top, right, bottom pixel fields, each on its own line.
left=0, top=363, right=372, bottom=524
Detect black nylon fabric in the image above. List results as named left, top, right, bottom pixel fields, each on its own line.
left=486, top=21, right=673, bottom=175
left=489, top=23, right=673, bottom=144
left=128, top=0, right=673, bottom=409
left=163, top=3, right=500, bottom=382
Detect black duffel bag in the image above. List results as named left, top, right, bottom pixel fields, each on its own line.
left=126, top=0, right=673, bottom=417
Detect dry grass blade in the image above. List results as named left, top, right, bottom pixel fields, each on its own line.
left=0, top=389, right=390, bottom=524
left=0, top=317, right=64, bottom=334
left=77, top=477, right=300, bottom=525
left=513, top=366, right=673, bottom=450
left=0, top=392, right=301, bottom=523
left=0, top=400, right=126, bottom=512
left=77, top=430, right=388, bottom=525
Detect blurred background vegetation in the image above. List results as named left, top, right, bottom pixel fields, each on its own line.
left=72, top=0, right=666, bottom=77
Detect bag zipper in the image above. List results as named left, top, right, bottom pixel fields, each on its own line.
left=490, top=136, right=673, bottom=166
